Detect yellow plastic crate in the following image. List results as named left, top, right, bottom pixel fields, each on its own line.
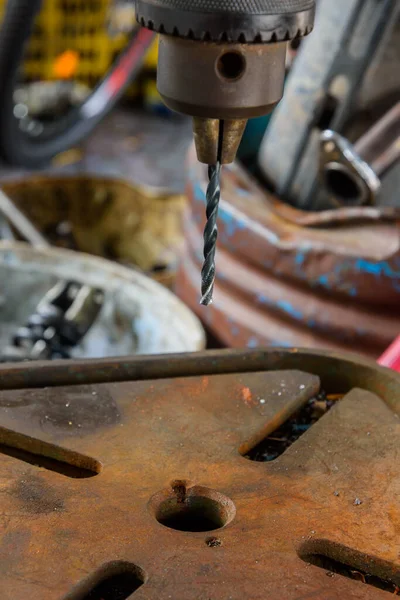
left=0, top=0, right=158, bottom=85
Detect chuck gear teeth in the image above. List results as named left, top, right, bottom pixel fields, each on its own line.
left=135, top=15, right=314, bottom=42
left=136, top=0, right=315, bottom=44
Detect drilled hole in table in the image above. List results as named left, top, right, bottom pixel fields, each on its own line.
left=301, top=553, right=399, bottom=595
left=157, top=496, right=226, bottom=532
left=67, top=562, right=145, bottom=600
left=245, top=391, right=341, bottom=462
left=81, top=572, right=142, bottom=600
left=153, top=485, right=235, bottom=532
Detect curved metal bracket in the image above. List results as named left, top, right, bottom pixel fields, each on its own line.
left=319, top=130, right=381, bottom=207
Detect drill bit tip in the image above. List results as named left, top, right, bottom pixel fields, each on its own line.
left=200, top=279, right=214, bottom=306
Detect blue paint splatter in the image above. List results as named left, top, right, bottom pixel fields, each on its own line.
left=257, top=293, right=268, bottom=304
left=256, top=294, right=304, bottom=322
left=270, top=340, right=292, bottom=348
left=355, top=258, right=400, bottom=279
left=277, top=300, right=303, bottom=321
left=235, top=187, right=251, bottom=197
left=247, top=337, right=259, bottom=348
left=317, top=274, right=330, bottom=288
left=193, top=182, right=206, bottom=204
left=219, top=209, right=246, bottom=237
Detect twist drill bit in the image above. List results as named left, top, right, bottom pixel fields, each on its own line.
left=200, top=162, right=221, bottom=305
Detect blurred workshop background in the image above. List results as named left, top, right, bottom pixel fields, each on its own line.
left=0, top=0, right=399, bottom=365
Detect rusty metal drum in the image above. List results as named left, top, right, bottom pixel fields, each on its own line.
left=177, top=147, right=400, bottom=359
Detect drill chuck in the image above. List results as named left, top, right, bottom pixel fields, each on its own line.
left=157, top=38, right=287, bottom=121
left=158, top=36, right=288, bottom=163
left=137, top=0, right=315, bottom=163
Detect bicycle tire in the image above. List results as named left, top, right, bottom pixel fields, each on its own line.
left=0, top=0, right=154, bottom=168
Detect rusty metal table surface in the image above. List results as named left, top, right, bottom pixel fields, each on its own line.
left=0, top=348, right=399, bottom=599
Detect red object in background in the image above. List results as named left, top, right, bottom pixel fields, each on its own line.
left=106, top=28, right=154, bottom=97
left=378, top=335, right=400, bottom=372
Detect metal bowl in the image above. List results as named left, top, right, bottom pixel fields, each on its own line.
left=0, top=242, right=205, bottom=359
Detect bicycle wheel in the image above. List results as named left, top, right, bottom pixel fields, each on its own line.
left=0, top=0, right=154, bottom=167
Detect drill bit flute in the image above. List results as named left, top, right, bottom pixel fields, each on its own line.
left=200, top=162, right=221, bottom=305
left=201, top=121, right=224, bottom=305
left=136, top=0, right=315, bottom=303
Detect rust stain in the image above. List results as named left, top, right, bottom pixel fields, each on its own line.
left=10, top=474, right=65, bottom=515
left=241, top=386, right=255, bottom=407
left=0, top=530, right=31, bottom=576
left=201, top=376, right=209, bottom=391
